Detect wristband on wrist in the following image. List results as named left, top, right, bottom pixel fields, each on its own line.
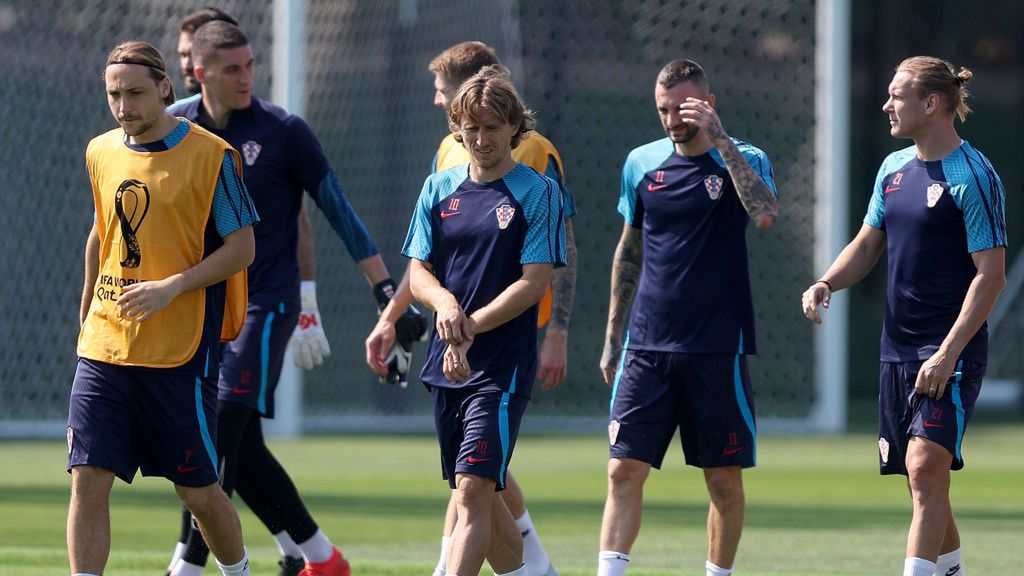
left=372, top=278, right=397, bottom=309
left=815, top=279, right=833, bottom=292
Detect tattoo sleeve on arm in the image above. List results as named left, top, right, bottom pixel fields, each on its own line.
left=547, top=219, right=577, bottom=331
left=718, top=139, right=778, bottom=228
left=606, top=226, right=643, bottom=345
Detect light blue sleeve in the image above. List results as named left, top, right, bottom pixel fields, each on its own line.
left=736, top=143, right=779, bottom=198
left=212, top=151, right=259, bottom=237
left=544, top=155, right=577, bottom=218
left=947, top=147, right=1008, bottom=252
left=617, top=151, right=643, bottom=226
left=519, top=175, right=566, bottom=267
left=401, top=176, right=436, bottom=262
left=863, top=162, right=887, bottom=231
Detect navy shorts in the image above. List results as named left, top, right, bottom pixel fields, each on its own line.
left=609, top=350, right=757, bottom=469
left=431, top=385, right=529, bottom=490
left=878, top=359, right=985, bottom=476
left=67, top=358, right=220, bottom=487
left=219, top=302, right=299, bottom=418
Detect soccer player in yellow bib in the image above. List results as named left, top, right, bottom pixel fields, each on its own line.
left=366, top=42, right=576, bottom=576
left=67, top=42, right=257, bottom=576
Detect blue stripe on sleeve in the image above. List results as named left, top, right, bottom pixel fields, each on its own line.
left=951, top=143, right=1007, bottom=251
left=506, top=165, right=565, bottom=266
left=194, top=378, right=219, bottom=474
left=402, top=175, right=438, bottom=262
left=309, top=170, right=380, bottom=262
left=544, top=155, right=577, bottom=218
left=212, top=151, right=259, bottom=237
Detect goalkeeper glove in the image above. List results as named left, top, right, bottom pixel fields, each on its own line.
left=291, top=281, right=332, bottom=369
left=372, top=279, right=429, bottom=386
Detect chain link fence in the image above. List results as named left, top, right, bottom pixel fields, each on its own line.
left=0, top=0, right=820, bottom=435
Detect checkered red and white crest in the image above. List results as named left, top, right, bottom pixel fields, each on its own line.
left=242, top=141, right=262, bottom=166
left=704, top=175, right=724, bottom=200
left=496, top=204, right=515, bottom=229
left=926, top=183, right=943, bottom=208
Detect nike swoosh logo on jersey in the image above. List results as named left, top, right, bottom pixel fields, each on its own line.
left=884, top=185, right=901, bottom=193
left=723, top=446, right=744, bottom=456
left=923, top=421, right=944, bottom=428
left=647, top=183, right=669, bottom=191
left=440, top=210, right=461, bottom=218
left=467, top=455, right=492, bottom=463
left=176, top=465, right=200, bottom=473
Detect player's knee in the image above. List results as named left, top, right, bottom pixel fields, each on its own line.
left=704, top=467, right=744, bottom=505
left=70, top=465, right=115, bottom=500
left=607, top=458, right=650, bottom=491
left=454, top=474, right=496, bottom=511
left=176, top=483, right=229, bottom=520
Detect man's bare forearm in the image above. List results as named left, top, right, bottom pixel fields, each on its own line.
left=712, top=133, right=778, bottom=228
left=547, top=219, right=577, bottom=332
left=80, top=226, right=99, bottom=326
left=604, top=226, right=642, bottom=346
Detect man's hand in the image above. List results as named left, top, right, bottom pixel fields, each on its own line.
left=365, top=318, right=396, bottom=377
left=801, top=281, right=832, bottom=324
left=537, top=328, right=568, bottom=390
left=443, top=339, right=473, bottom=383
left=679, top=97, right=729, bottom=145
left=436, top=295, right=474, bottom=345
left=915, top=351, right=957, bottom=400
left=117, top=277, right=181, bottom=321
left=599, top=339, right=622, bottom=387
left=291, top=281, right=332, bottom=369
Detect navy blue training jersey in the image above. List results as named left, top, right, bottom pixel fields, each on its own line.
left=403, top=163, right=566, bottom=397
left=169, top=95, right=376, bottom=306
left=864, top=141, right=1007, bottom=363
left=618, top=137, right=777, bottom=355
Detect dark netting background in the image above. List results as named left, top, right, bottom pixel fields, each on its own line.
left=0, top=0, right=818, bottom=433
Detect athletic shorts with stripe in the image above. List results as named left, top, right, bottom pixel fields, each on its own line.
left=218, top=302, right=300, bottom=418
left=66, top=358, right=220, bottom=487
left=877, top=359, right=984, bottom=476
left=609, top=350, right=757, bottom=469
left=432, top=385, right=529, bottom=490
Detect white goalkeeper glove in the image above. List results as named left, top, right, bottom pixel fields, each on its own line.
left=291, top=281, right=332, bottom=369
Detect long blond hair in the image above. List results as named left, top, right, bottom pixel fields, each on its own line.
left=897, top=56, right=973, bottom=122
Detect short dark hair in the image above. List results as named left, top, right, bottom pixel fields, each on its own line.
left=180, top=7, right=238, bottom=34
left=429, top=41, right=500, bottom=86
left=191, top=21, right=249, bottom=67
left=105, top=41, right=175, bottom=106
left=656, top=59, right=709, bottom=92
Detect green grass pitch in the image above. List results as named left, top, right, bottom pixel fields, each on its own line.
left=1, top=425, right=1021, bottom=575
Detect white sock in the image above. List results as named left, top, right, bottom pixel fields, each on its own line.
left=597, top=550, right=630, bottom=576
left=495, top=564, right=527, bottom=576
left=273, top=530, right=303, bottom=560
left=706, top=560, right=734, bottom=576
left=167, top=542, right=187, bottom=571
left=516, top=511, right=554, bottom=574
left=935, top=549, right=963, bottom=576
left=434, top=536, right=452, bottom=576
left=904, top=557, right=937, bottom=576
left=297, top=529, right=334, bottom=563
left=216, top=550, right=250, bottom=576
left=172, top=559, right=205, bottom=576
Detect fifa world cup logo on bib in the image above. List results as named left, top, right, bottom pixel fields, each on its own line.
left=114, top=179, right=151, bottom=268
left=704, top=175, right=724, bottom=200
left=496, top=204, right=516, bottom=230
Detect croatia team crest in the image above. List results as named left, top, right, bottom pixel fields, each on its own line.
left=878, top=437, right=890, bottom=464
left=926, top=183, right=944, bottom=208
left=608, top=420, right=620, bottom=445
left=704, top=175, right=724, bottom=200
left=242, top=141, right=262, bottom=166
left=496, top=204, right=515, bottom=230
